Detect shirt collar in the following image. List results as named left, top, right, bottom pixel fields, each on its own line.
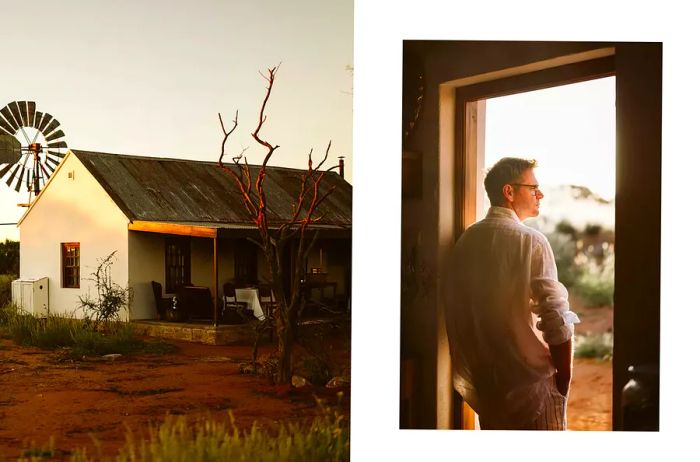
left=487, top=206, right=521, bottom=223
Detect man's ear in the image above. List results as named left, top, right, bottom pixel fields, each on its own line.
left=502, top=184, right=514, bottom=202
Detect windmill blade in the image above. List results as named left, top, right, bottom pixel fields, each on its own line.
left=14, top=165, right=26, bottom=191
left=47, top=150, right=65, bottom=158
left=27, top=102, right=36, bottom=127
left=9, top=102, right=23, bottom=128
left=43, top=160, right=55, bottom=175
left=5, top=163, right=21, bottom=188
left=47, top=141, right=67, bottom=149
left=0, top=106, right=19, bottom=131
left=37, top=113, right=53, bottom=133
left=45, top=155, right=60, bottom=168
left=17, top=102, right=28, bottom=126
left=44, top=129, right=65, bottom=143
left=26, top=167, right=32, bottom=190
left=40, top=162, right=52, bottom=179
left=43, top=118, right=60, bottom=136
left=0, top=134, right=21, bottom=164
left=0, top=162, right=14, bottom=179
left=33, top=111, right=44, bottom=129
left=0, top=114, right=15, bottom=136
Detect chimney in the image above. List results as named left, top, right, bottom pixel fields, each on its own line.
left=338, top=156, right=345, bottom=178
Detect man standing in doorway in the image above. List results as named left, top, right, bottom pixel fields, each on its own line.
left=444, top=157, right=579, bottom=430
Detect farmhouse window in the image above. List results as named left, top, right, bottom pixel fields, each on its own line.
left=165, top=237, right=190, bottom=293
left=61, top=243, right=80, bottom=288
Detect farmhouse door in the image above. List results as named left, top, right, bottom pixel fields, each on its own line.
left=234, top=240, right=258, bottom=286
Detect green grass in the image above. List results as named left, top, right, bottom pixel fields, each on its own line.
left=0, top=303, right=176, bottom=358
left=575, top=332, right=613, bottom=360
left=572, top=251, right=614, bottom=307
left=52, top=401, right=349, bottom=462
left=545, top=224, right=615, bottom=307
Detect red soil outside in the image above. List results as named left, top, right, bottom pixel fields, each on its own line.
left=0, top=300, right=611, bottom=460
left=567, top=296, right=613, bottom=431
left=0, top=333, right=349, bottom=460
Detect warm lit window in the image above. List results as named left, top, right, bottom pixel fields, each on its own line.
left=165, top=237, right=190, bottom=293
left=62, top=243, right=80, bottom=288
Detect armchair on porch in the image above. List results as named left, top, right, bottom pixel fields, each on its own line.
left=151, top=281, right=174, bottom=321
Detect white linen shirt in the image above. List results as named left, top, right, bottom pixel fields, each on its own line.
left=443, top=206, right=580, bottom=427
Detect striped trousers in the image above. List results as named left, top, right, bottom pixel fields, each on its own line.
left=479, top=378, right=568, bottom=430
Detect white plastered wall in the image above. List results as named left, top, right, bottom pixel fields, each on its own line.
left=127, top=231, right=165, bottom=319
left=19, top=152, right=130, bottom=320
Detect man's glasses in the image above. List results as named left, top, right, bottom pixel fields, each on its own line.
left=511, top=183, right=541, bottom=196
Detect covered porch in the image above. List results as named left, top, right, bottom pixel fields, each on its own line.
left=127, top=220, right=351, bottom=325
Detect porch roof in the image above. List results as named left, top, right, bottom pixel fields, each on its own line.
left=127, top=220, right=351, bottom=239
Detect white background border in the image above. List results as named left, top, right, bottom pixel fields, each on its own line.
left=352, top=0, right=698, bottom=460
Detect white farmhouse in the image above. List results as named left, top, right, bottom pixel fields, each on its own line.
left=15, top=150, right=352, bottom=322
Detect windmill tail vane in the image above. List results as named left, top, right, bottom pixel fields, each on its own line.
left=0, top=101, right=68, bottom=205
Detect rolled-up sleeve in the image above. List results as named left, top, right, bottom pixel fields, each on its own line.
left=530, top=234, right=580, bottom=345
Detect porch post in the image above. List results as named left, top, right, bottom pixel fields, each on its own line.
left=213, top=234, right=219, bottom=326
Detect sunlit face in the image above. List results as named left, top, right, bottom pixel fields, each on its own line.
left=504, top=168, right=544, bottom=221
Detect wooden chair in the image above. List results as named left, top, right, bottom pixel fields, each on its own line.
left=258, top=284, right=277, bottom=320
left=221, top=282, right=250, bottom=323
left=257, top=284, right=277, bottom=341
left=151, top=281, right=173, bottom=320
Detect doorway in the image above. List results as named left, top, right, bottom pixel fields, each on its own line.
left=439, top=44, right=660, bottom=431
left=470, top=78, right=616, bottom=430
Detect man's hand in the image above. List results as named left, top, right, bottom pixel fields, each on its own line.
left=554, top=370, right=571, bottom=396
left=549, top=338, right=573, bottom=396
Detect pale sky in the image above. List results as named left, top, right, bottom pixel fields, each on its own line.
left=486, top=76, right=616, bottom=201
left=0, top=0, right=353, bottom=240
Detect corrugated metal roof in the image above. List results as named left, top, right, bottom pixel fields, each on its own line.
left=72, top=150, right=352, bottom=228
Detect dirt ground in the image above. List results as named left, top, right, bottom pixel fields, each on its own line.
left=0, top=300, right=611, bottom=458
left=0, top=329, right=350, bottom=460
left=566, top=296, right=613, bottom=431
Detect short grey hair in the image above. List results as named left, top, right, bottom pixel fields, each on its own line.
left=484, top=157, right=538, bottom=205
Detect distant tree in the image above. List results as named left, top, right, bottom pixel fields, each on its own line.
left=554, top=219, right=578, bottom=238
left=0, top=239, right=19, bottom=276
left=217, top=66, right=338, bottom=384
left=583, top=223, right=602, bottom=236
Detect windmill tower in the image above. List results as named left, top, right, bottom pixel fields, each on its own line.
left=0, top=101, right=67, bottom=206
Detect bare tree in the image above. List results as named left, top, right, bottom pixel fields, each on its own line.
left=217, top=66, right=338, bottom=384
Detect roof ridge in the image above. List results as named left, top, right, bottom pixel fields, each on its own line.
left=70, top=149, right=342, bottom=175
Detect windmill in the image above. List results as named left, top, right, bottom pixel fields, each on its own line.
left=0, top=101, right=67, bottom=206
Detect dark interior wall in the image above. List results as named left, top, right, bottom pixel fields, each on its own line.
left=401, top=41, right=661, bottom=429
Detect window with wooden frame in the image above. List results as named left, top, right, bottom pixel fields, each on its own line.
left=165, top=237, right=190, bottom=293
left=61, top=243, right=80, bottom=288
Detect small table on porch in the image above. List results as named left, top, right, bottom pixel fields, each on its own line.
left=234, top=287, right=266, bottom=321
